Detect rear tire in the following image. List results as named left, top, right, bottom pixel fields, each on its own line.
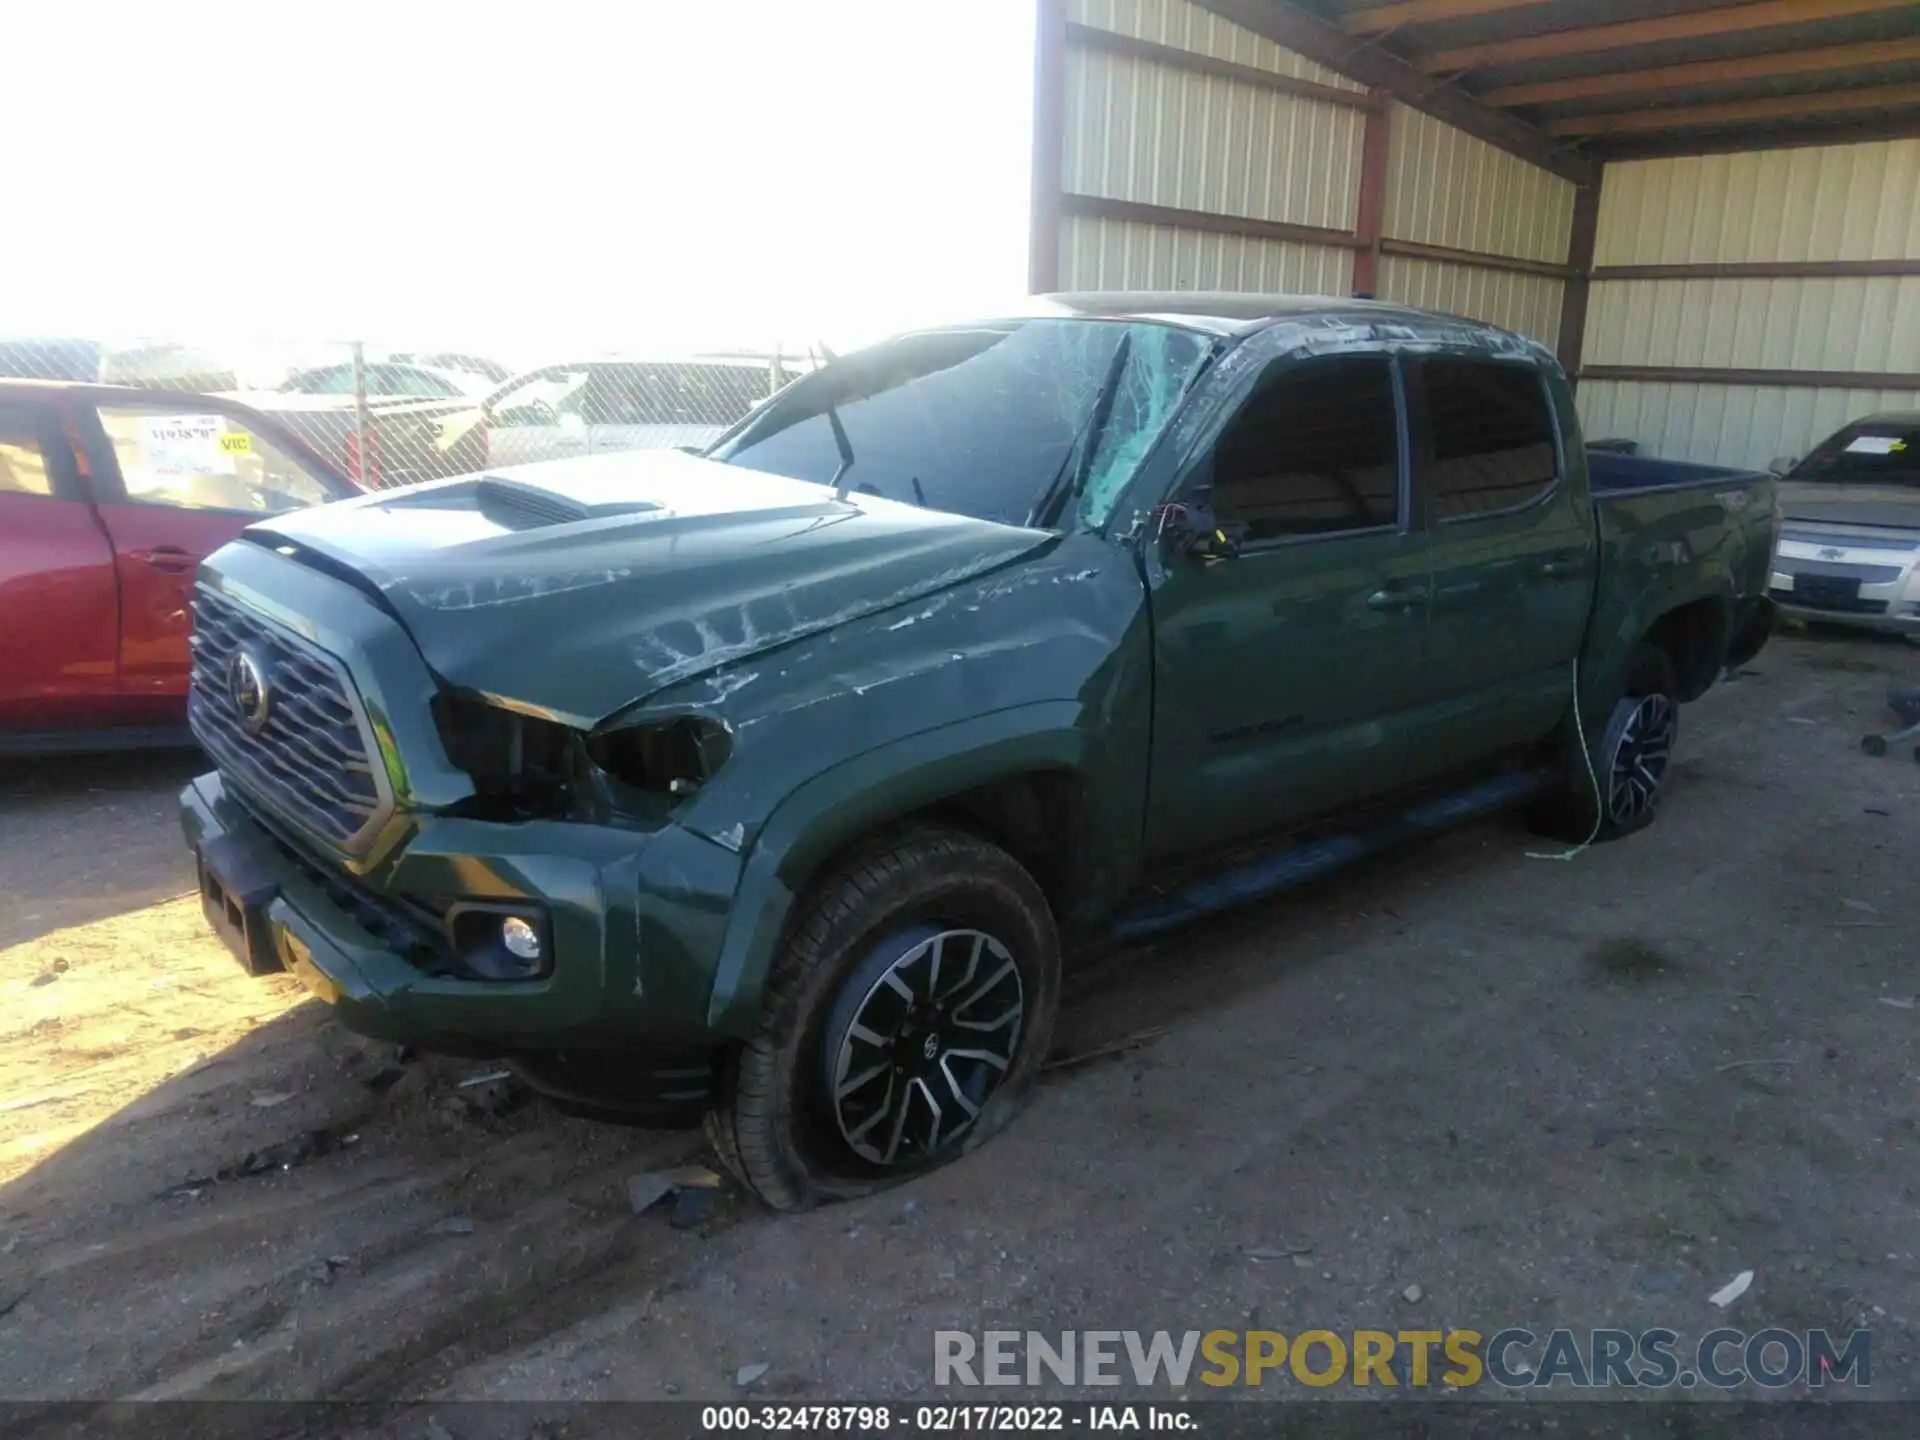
left=1529, top=645, right=1680, bottom=844
left=707, top=826, right=1059, bottom=1211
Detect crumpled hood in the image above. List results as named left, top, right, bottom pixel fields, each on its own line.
left=1780, top=479, right=1920, bottom=532
left=252, top=449, right=1051, bottom=727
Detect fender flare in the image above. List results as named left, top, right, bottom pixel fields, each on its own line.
left=1582, top=580, right=1733, bottom=721
left=704, top=700, right=1093, bottom=1035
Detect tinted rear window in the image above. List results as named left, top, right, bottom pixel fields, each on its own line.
left=1418, top=360, right=1558, bottom=520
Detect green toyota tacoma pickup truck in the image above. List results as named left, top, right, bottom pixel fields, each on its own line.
left=180, top=294, right=1777, bottom=1208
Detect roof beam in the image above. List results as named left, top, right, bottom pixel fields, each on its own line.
left=1588, top=111, right=1920, bottom=159
left=1191, top=0, right=1597, bottom=182
left=1483, top=37, right=1920, bottom=108
left=1422, top=0, right=1915, bottom=74
left=1341, top=0, right=1556, bottom=36
left=1548, top=81, right=1920, bottom=134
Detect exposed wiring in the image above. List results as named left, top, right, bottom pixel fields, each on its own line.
left=1527, top=657, right=1605, bottom=862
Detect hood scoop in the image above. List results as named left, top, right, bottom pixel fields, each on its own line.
left=383, top=476, right=664, bottom=531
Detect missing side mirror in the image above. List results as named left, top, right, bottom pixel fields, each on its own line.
left=1157, top=503, right=1246, bottom=562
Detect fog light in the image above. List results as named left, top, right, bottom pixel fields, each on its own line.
left=448, top=904, right=551, bottom=981
left=501, top=915, right=542, bottom=961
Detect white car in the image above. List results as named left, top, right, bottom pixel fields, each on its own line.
left=480, top=357, right=794, bottom=467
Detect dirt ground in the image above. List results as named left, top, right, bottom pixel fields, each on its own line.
left=1, top=629, right=1916, bottom=1410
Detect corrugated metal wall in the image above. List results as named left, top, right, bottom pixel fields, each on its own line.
left=1049, top=0, right=1577, bottom=347
left=1578, top=139, right=1920, bottom=469
left=1382, top=104, right=1575, bottom=265
left=1059, top=216, right=1354, bottom=293
left=1060, top=46, right=1364, bottom=230
left=1057, top=0, right=1363, bottom=295
left=1592, top=142, right=1920, bottom=264
left=1377, top=255, right=1563, bottom=343
left=1070, top=0, right=1362, bottom=91
left=1578, top=380, right=1920, bottom=467
left=1373, top=104, right=1574, bottom=342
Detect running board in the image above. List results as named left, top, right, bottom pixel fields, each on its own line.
left=1111, top=768, right=1555, bottom=942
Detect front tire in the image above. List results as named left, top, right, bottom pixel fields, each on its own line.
left=1530, top=645, right=1679, bottom=843
left=708, top=826, right=1060, bottom=1211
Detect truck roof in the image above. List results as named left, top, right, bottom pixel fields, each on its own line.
left=1030, top=290, right=1496, bottom=338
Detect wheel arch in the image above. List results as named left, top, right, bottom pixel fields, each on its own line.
left=1642, top=596, right=1729, bottom=702
left=703, top=701, right=1125, bottom=1036
left=1583, top=587, right=1734, bottom=718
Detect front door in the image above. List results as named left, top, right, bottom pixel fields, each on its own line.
left=0, top=398, right=120, bottom=733
left=1399, top=357, right=1595, bottom=788
left=1144, top=353, right=1432, bottom=863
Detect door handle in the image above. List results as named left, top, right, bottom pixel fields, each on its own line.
left=127, top=546, right=198, bottom=574
left=1537, top=553, right=1583, bottom=578
left=1366, top=585, right=1427, bottom=611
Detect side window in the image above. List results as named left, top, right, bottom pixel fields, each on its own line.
left=0, top=404, right=55, bottom=497
left=1418, top=360, right=1558, bottom=520
left=96, top=407, right=334, bottom=514
left=1207, top=356, right=1400, bottom=541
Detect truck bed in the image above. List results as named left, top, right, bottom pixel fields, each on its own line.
left=1586, top=448, right=1770, bottom=495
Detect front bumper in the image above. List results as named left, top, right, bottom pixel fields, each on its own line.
left=1772, top=592, right=1920, bottom=635
left=179, top=770, right=746, bottom=1056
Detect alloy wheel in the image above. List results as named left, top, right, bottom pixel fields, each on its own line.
left=1605, top=692, right=1677, bottom=827
left=828, top=928, right=1024, bottom=1166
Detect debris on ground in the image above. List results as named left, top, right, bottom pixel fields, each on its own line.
left=457, top=1070, right=512, bottom=1089
left=1709, top=1271, right=1754, bottom=1308
left=430, top=1215, right=475, bottom=1237
left=669, top=1186, right=716, bottom=1230
left=1043, top=1028, right=1165, bottom=1072
left=627, top=1164, right=723, bottom=1217
left=248, top=1091, right=293, bottom=1108
left=1247, top=1245, right=1312, bottom=1261
left=302, top=1256, right=349, bottom=1286
left=1716, top=1058, right=1793, bottom=1073
left=1402, top=1283, right=1423, bottom=1303
left=1879, top=996, right=1916, bottom=1010
left=1842, top=898, right=1880, bottom=913
left=171, top=1123, right=358, bottom=1192
left=735, top=1362, right=770, bottom=1388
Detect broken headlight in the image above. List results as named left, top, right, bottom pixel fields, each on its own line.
left=432, top=693, right=731, bottom=823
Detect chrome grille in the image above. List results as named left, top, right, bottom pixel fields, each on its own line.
left=189, top=588, right=387, bottom=850
left=1780, top=526, right=1920, bottom=552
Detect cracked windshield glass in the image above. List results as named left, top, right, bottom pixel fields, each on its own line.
left=711, top=318, right=1210, bottom=528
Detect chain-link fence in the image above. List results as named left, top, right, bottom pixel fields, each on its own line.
left=0, top=333, right=806, bottom=493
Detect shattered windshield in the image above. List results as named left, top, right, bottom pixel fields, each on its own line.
left=707, top=318, right=1212, bottom=528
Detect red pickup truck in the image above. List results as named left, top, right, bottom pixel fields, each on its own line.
left=0, top=382, right=358, bottom=753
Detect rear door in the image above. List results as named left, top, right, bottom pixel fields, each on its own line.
left=79, top=400, right=343, bottom=718
left=0, top=396, right=120, bottom=732
left=1399, top=356, right=1595, bottom=786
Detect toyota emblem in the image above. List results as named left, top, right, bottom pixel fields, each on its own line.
left=227, top=648, right=272, bottom=735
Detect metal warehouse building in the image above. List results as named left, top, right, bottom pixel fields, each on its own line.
left=1028, top=0, right=1920, bottom=470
